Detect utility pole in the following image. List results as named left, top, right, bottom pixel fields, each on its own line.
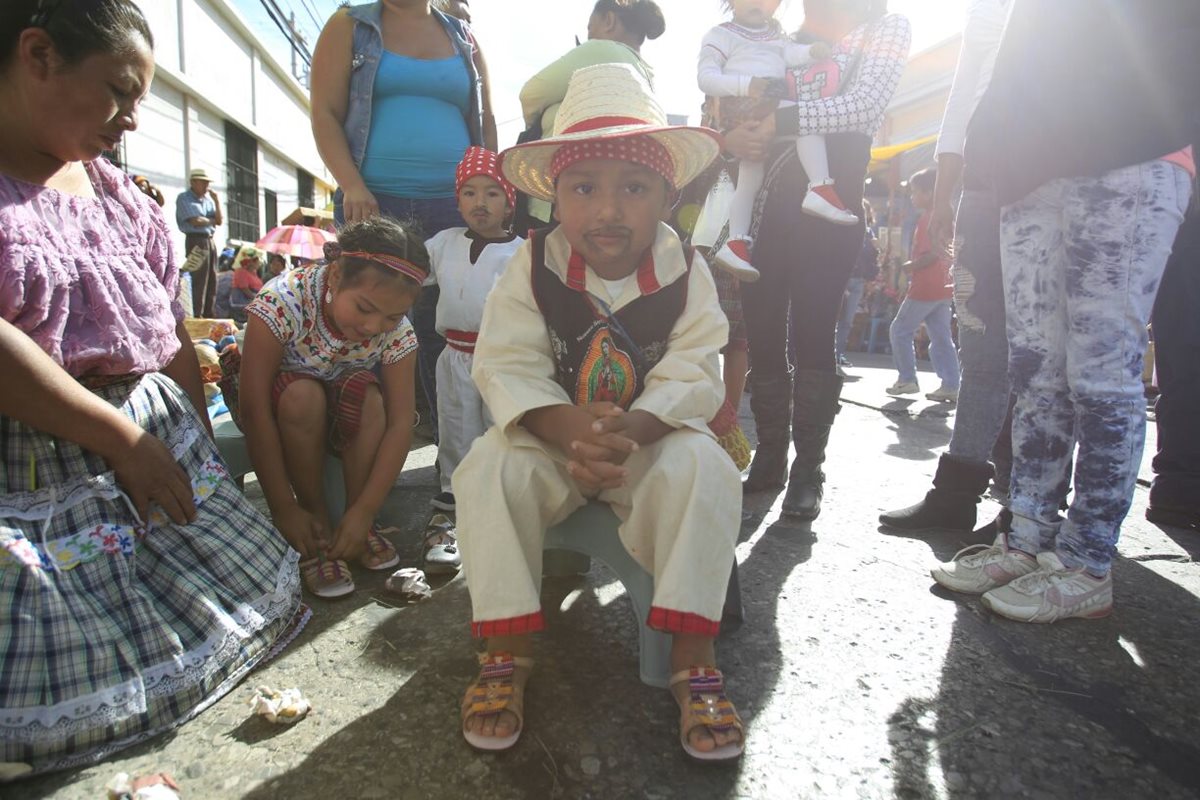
left=288, top=12, right=309, bottom=86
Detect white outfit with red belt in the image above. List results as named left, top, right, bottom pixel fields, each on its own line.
left=425, top=227, right=525, bottom=492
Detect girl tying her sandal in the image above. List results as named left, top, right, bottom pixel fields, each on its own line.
left=239, top=217, right=424, bottom=598
left=454, top=64, right=745, bottom=761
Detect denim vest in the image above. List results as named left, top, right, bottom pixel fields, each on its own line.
left=342, top=2, right=484, bottom=170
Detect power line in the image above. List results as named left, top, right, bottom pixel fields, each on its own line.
left=298, top=0, right=324, bottom=33
left=259, top=0, right=311, bottom=67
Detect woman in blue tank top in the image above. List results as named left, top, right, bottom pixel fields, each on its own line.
left=311, top=0, right=497, bottom=434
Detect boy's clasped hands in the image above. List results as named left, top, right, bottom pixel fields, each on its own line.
left=526, top=401, right=671, bottom=494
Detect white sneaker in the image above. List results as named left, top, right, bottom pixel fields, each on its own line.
left=801, top=183, right=859, bottom=226
left=930, top=533, right=1039, bottom=594
left=925, top=385, right=959, bottom=403
left=886, top=381, right=920, bottom=396
left=981, top=552, right=1113, bottom=623
left=712, top=238, right=761, bottom=282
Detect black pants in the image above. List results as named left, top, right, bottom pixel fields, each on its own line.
left=1150, top=207, right=1200, bottom=505
left=185, top=233, right=217, bottom=318
left=742, top=134, right=871, bottom=377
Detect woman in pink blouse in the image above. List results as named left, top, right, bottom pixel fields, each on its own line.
left=0, top=0, right=303, bottom=776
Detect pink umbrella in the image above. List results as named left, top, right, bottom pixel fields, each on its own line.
left=256, top=225, right=337, bottom=260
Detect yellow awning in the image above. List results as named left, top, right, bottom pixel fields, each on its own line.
left=869, top=134, right=938, bottom=172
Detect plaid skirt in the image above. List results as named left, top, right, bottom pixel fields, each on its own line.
left=0, top=374, right=303, bottom=776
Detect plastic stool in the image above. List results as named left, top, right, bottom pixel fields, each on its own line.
left=545, top=503, right=671, bottom=688
left=544, top=502, right=745, bottom=688
left=212, top=416, right=346, bottom=521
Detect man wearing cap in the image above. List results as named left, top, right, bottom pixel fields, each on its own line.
left=176, top=167, right=224, bottom=318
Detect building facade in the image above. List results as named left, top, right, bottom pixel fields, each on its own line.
left=119, top=0, right=333, bottom=250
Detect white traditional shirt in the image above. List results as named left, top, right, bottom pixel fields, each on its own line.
left=424, top=227, right=525, bottom=336
left=472, top=223, right=728, bottom=437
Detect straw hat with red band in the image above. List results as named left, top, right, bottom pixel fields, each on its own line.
left=499, top=63, right=723, bottom=202
left=456, top=146, right=517, bottom=209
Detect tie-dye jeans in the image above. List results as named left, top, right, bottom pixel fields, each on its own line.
left=1001, top=159, right=1191, bottom=574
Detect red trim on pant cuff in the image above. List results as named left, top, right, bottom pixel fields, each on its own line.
left=647, top=606, right=721, bottom=636
left=471, top=611, right=545, bottom=639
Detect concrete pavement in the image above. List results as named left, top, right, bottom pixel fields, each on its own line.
left=18, top=354, right=1200, bottom=800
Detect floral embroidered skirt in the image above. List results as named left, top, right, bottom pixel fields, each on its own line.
left=0, top=373, right=304, bottom=776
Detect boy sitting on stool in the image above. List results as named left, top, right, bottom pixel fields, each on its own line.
left=454, top=63, right=745, bottom=761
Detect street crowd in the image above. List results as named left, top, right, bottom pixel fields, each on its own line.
left=0, top=0, right=1196, bottom=780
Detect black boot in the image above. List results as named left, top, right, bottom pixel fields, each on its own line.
left=781, top=370, right=843, bottom=520
left=743, top=374, right=792, bottom=493
left=972, top=507, right=1014, bottom=539
left=879, top=454, right=995, bottom=532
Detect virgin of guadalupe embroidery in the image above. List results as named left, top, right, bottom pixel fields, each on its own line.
left=577, top=327, right=637, bottom=407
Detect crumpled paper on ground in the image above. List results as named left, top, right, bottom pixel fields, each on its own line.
left=248, top=685, right=312, bottom=724
left=385, top=567, right=432, bottom=601
left=106, top=771, right=181, bottom=800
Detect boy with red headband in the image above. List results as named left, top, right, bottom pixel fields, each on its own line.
left=419, top=147, right=524, bottom=573
left=454, top=64, right=745, bottom=761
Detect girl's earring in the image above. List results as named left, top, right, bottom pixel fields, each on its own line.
left=325, top=289, right=333, bottom=304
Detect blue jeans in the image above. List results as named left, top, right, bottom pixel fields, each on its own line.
left=335, top=191, right=461, bottom=430
left=889, top=297, right=960, bottom=388
left=835, top=277, right=866, bottom=360
left=946, top=189, right=1013, bottom=496
left=1002, top=160, right=1191, bottom=573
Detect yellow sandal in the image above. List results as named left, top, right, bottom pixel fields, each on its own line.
left=670, top=666, right=746, bottom=762
left=461, top=651, right=533, bottom=751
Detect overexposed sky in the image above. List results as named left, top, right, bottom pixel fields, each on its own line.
left=237, top=0, right=968, bottom=146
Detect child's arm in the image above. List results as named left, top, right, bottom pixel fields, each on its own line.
left=238, top=316, right=328, bottom=558
left=327, top=352, right=416, bottom=561
left=784, top=40, right=832, bottom=67
left=902, top=252, right=941, bottom=273
left=697, top=27, right=754, bottom=97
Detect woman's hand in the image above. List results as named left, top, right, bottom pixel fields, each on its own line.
left=723, top=114, right=777, bottom=163
left=274, top=502, right=331, bottom=560
left=340, top=186, right=379, bottom=224
left=105, top=427, right=197, bottom=525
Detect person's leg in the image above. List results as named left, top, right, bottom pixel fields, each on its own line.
left=602, top=430, right=743, bottom=755
left=435, top=348, right=462, bottom=495
left=883, top=191, right=1008, bottom=532
left=274, top=376, right=332, bottom=524
left=999, top=180, right=1076, bottom=560
left=835, top=277, right=865, bottom=361
left=1053, top=161, right=1190, bottom=573
left=722, top=347, right=749, bottom=410
left=331, top=372, right=385, bottom=509
left=727, top=160, right=764, bottom=241
left=738, top=200, right=795, bottom=491
left=454, top=427, right=587, bottom=741
left=888, top=298, right=928, bottom=386
left=923, top=300, right=960, bottom=389
left=200, top=241, right=218, bottom=318
left=1149, top=208, right=1200, bottom=526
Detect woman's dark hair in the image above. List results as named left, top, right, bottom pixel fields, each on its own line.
left=592, top=0, right=666, bottom=44
left=1, top=0, right=153, bottom=67
left=337, top=216, right=430, bottom=289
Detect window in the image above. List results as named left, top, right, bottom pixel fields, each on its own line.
left=224, top=121, right=260, bottom=242
left=264, top=189, right=278, bottom=232
left=297, top=170, right=315, bottom=209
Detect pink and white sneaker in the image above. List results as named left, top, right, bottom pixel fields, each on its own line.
left=981, top=552, right=1113, bottom=623
left=802, top=181, right=859, bottom=225
left=712, top=238, right=761, bottom=283
left=930, top=533, right=1039, bottom=595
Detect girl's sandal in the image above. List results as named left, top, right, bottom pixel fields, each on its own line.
left=461, top=651, right=534, bottom=752
left=669, top=667, right=746, bottom=762
left=300, top=556, right=355, bottom=599
left=360, top=526, right=401, bottom=571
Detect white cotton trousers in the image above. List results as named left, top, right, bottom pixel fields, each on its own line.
left=435, top=346, right=491, bottom=493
